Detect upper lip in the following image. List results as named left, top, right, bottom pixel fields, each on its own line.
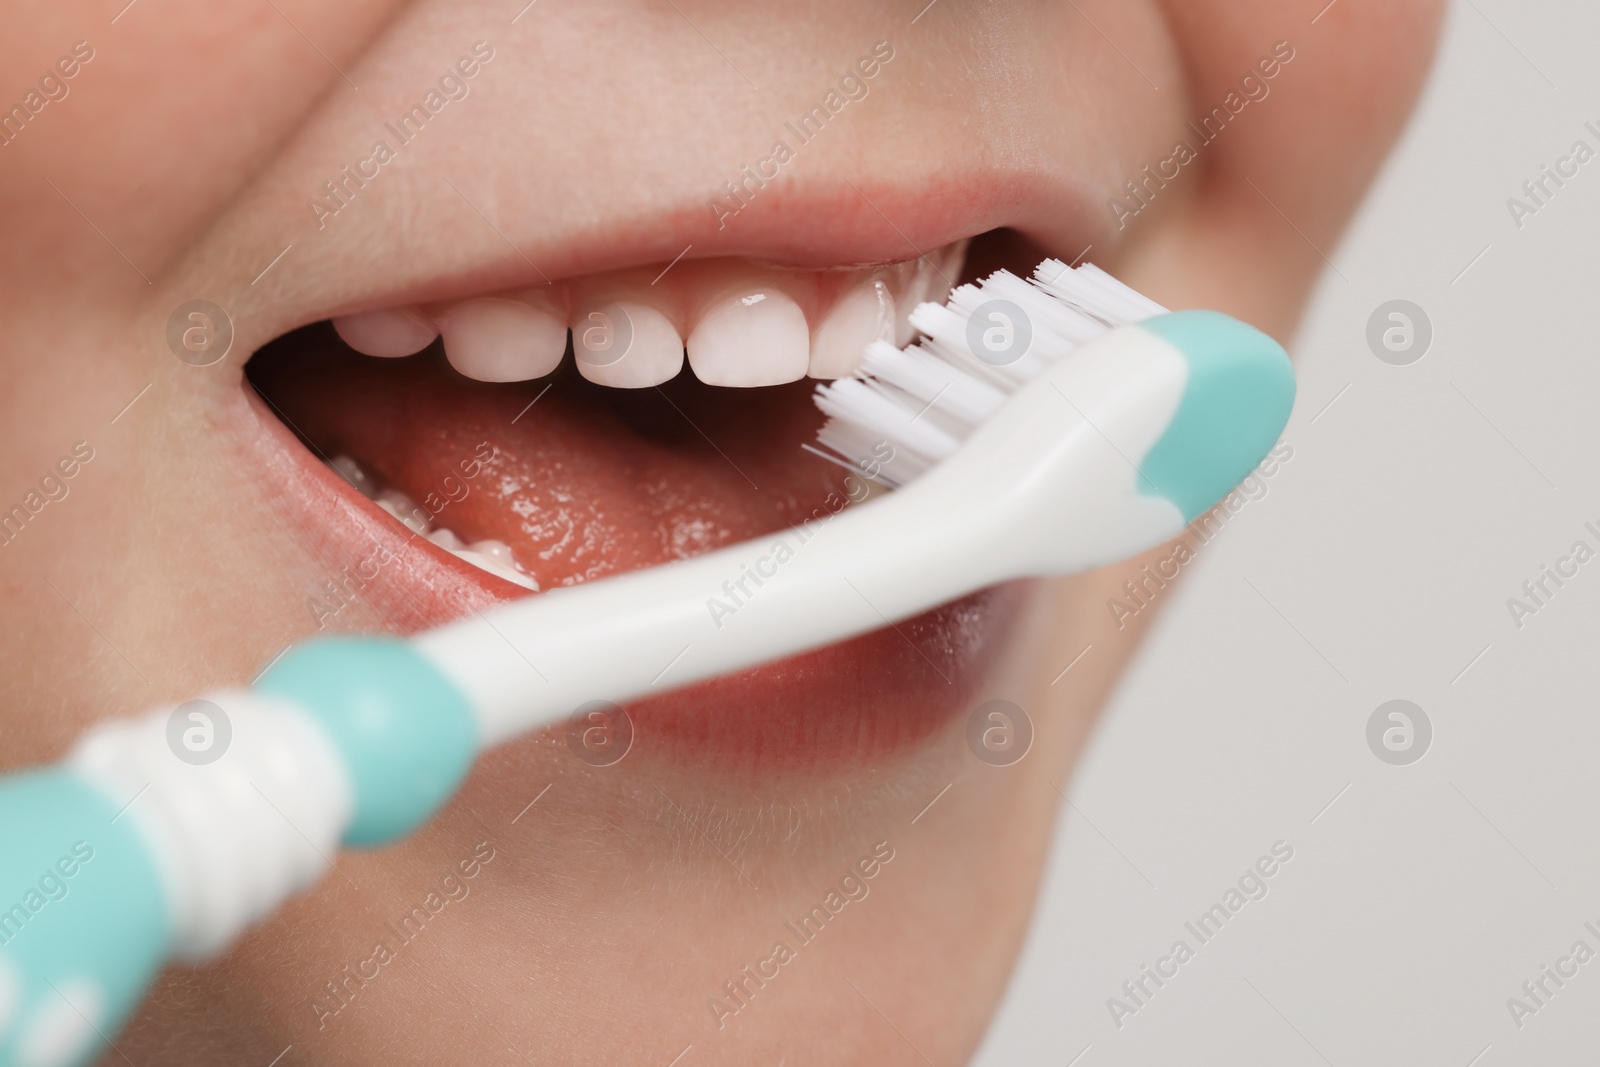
left=173, top=165, right=1103, bottom=368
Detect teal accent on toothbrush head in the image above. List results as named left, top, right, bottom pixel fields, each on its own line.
left=0, top=258, right=1292, bottom=1066
left=1138, top=309, right=1297, bottom=522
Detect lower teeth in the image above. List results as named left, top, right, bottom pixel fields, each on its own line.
left=328, top=455, right=538, bottom=591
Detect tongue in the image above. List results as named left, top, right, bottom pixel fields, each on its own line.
left=249, top=324, right=847, bottom=590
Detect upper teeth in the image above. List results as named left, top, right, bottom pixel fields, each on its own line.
left=330, top=242, right=969, bottom=388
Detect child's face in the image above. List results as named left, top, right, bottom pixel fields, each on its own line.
left=0, top=1, right=1440, bottom=1061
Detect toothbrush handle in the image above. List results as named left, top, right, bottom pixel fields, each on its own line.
left=418, top=323, right=1193, bottom=747
left=416, top=461, right=1010, bottom=748
left=419, top=312, right=1293, bottom=749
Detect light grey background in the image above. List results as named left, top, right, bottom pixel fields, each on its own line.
left=974, top=2, right=1600, bottom=1064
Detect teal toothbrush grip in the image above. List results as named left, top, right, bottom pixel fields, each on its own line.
left=0, top=771, right=169, bottom=1067
left=0, top=633, right=482, bottom=1067
left=256, top=636, right=478, bottom=847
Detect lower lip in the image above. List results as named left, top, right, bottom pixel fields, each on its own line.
left=240, top=333, right=1031, bottom=773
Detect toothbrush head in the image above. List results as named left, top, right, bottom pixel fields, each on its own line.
left=811, top=259, right=1294, bottom=531
left=810, top=259, right=1294, bottom=576
left=812, top=259, right=1171, bottom=488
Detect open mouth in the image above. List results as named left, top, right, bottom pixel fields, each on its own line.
left=243, top=234, right=1036, bottom=773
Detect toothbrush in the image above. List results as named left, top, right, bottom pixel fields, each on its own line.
left=0, top=259, right=1293, bottom=1067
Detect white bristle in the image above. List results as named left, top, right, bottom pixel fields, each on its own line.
left=1033, top=260, right=1167, bottom=322
left=812, top=260, right=1167, bottom=488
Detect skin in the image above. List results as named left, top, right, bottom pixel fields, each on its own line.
left=0, top=1, right=1443, bottom=1063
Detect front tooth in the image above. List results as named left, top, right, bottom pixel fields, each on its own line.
left=427, top=527, right=539, bottom=590
left=894, top=260, right=941, bottom=347
left=926, top=238, right=969, bottom=304
left=809, top=278, right=895, bottom=379
left=376, top=488, right=430, bottom=534
left=573, top=299, right=684, bottom=388
left=687, top=289, right=810, bottom=387
left=464, top=538, right=538, bottom=589
left=465, top=538, right=519, bottom=568
left=328, top=454, right=379, bottom=499
left=332, top=307, right=438, bottom=358
left=889, top=242, right=969, bottom=346
left=440, top=295, right=567, bottom=382
left=427, top=527, right=464, bottom=550
left=453, top=544, right=538, bottom=590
